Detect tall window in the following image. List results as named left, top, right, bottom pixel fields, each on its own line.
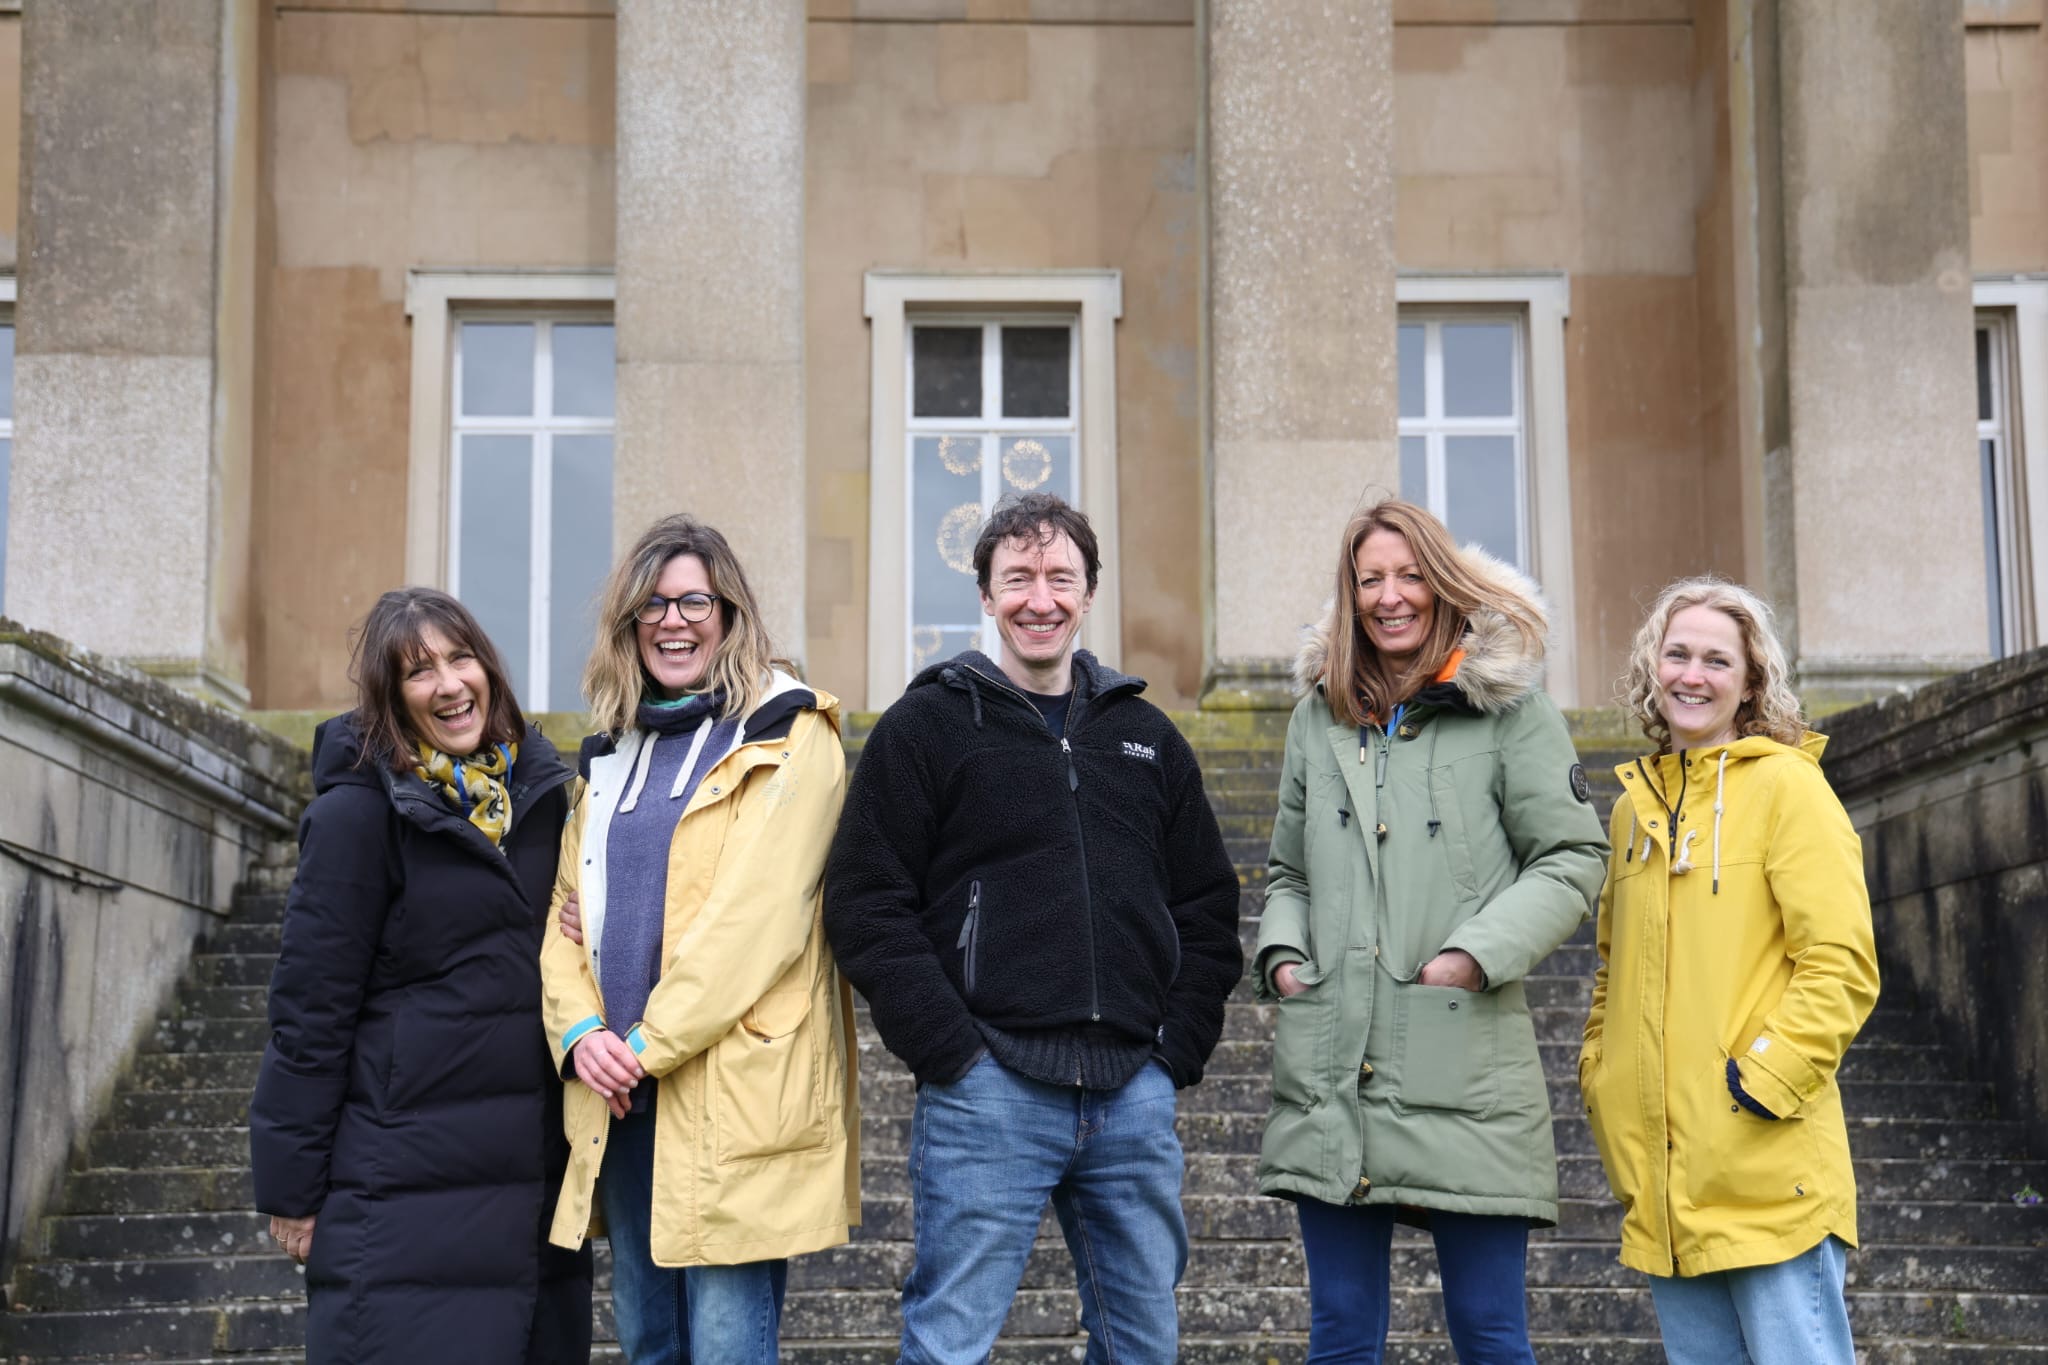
left=1397, top=315, right=1527, bottom=571
left=1977, top=313, right=2027, bottom=657
left=906, top=318, right=1078, bottom=675
left=0, top=313, right=12, bottom=612
left=450, top=316, right=614, bottom=710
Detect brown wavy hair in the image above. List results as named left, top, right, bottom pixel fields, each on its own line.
left=582, top=514, right=780, bottom=735
left=348, top=588, right=526, bottom=770
left=1323, top=499, right=1545, bottom=729
left=1620, top=576, right=1805, bottom=750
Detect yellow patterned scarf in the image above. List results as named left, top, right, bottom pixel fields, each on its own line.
left=413, top=740, right=518, bottom=846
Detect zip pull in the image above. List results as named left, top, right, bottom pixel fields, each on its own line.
left=1060, top=737, right=1079, bottom=792
left=1338, top=808, right=1351, bottom=828
left=956, top=882, right=981, bottom=949
left=1374, top=734, right=1390, bottom=790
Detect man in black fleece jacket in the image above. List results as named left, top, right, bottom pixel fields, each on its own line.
left=825, top=494, right=1240, bottom=1364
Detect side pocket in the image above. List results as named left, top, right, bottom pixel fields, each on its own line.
left=712, top=988, right=829, bottom=1164
left=1269, top=969, right=1330, bottom=1109
left=955, top=881, right=982, bottom=998
left=1395, top=984, right=1499, bottom=1117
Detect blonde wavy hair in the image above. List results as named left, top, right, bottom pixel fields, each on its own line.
left=1324, top=499, right=1546, bottom=729
left=582, top=514, right=780, bottom=735
left=1620, top=576, right=1804, bottom=750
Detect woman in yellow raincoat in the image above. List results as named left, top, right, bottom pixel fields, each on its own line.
left=1580, top=577, right=1879, bottom=1365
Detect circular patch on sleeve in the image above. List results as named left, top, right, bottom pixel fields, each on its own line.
left=1568, top=763, right=1592, bottom=803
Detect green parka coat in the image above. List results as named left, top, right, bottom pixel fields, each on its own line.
left=1254, top=553, right=1608, bottom=1223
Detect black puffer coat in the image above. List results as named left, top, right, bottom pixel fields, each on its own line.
left=249, top=716, right=591, bottom=1364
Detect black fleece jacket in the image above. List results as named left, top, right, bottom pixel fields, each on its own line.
left=823, top=650, right=1241, bottom=1088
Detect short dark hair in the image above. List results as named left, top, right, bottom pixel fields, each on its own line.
left=348, top=587, right=526, bottom=770
left=972, top=493, right=1101, bottom=594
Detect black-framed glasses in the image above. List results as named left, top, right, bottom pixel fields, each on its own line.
left=634, top=592, right=720, bottom=626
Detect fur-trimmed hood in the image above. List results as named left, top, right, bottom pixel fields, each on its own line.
left=1292, top=545, right=1549, bottom=714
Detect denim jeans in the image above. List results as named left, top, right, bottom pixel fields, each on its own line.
left=1295, top=1197, right=1536, bottom=1365
left=1648, top=1235, right=1855, bottom=1365
left=599, top=1105, right=788, bottom=1364
left=898, top=1054, right=1188, bottom=1365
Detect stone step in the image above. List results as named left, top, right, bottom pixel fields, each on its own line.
left=39, top=1210, right=273, bottom=1261
left=112, top=1089, right=249, bottom=1130
left=201, top=921, right=281, bottom=956
left=185, top=954, right=276, bottom=989
left=27, top=1233, right=2044, bottom=1317
left=852, top=1068, right=2000, bottom=1121
left=174, top=986, right=269, bottom=1020
left=143, top=1015, right=268, bottom=1055
left=835, top=1193, right=2048, bottom=1250
left=0, top=1301, right=304, bottom=1361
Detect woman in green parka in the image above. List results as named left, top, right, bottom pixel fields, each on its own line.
left=1255, top=499, right=1608, bottom=1364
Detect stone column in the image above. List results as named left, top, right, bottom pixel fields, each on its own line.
left=1203, top=0, right=1398, bottom=703
left=613, top=0, right=807, bottom=658
left=1775, top=0, right=1980, bottom=698
left=8, top=0, right=260, bottom=706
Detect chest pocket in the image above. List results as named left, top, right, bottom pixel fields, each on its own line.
left=1426, top=752, right=1499, bottom=901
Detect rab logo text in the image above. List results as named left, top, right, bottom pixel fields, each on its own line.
left=1121, top=741, right=1158, bottom=762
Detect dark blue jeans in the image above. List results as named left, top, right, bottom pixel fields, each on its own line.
left=1296, top=1197, right=1536, bottom=1365
left=599, top=1105, right=788, bottom=1364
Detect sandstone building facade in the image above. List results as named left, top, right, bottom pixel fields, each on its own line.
left=0, top=0, right=2036, bottom=717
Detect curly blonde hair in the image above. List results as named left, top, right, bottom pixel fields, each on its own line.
left=1620, top=577, right=1804, bottom=750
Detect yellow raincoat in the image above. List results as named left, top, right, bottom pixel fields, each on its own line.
left=1579, top=732, right=1879, bottom=1277
left=539, top=679, right=860, bottom=1267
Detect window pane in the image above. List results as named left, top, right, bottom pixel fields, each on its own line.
left=1983, top=437, right=2005, bottom=658
left=0, top=326, right=14, bottom=423
left=1441, top=323, right=1514, bottom=418
left=1400, top=435, right=1427, bottom=504
left=911, top=435, right=987, bottom=653
left=550, top=434, right=613, bottom=709
left=912, top=327, right=982, bottom=418
left=1001, top=326, right=1071, bottom=419
left=461, top=323, right=535, bottom=417
left=1443, top=435, right=1519, bottom=567
left=458, top=434, right=534, bottom=702
left=999, top=434, right=1073, bottom=501
left=1977, top=327, right=1993, bottom=424
left=0, top=437, right=10, bottom=610
left=1398, top=325, right=1424, bottom=419
left=553, top=324, right=616, bottom=419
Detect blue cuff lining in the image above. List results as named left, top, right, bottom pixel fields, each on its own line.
left=626, top=1025, right=647, bottom=1056
left=561, top=1015, right=604, bottom=1053
left=1726, top=1057, right=1780, bottom=1119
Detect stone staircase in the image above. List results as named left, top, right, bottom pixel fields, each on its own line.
left=4, top=719, right=2046, bottom=1361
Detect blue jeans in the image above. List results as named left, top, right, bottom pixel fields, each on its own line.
left=1296, top=1197, right=1536, bottom=1365
left=599, top=1105, right=788, bottom=1364
left=898, top=1053, right=1188, bottom=1365
left=1648, top=1235, right=1855, bottom=1365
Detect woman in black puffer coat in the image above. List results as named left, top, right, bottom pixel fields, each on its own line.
left=249, top=588, right=592, bottom=1364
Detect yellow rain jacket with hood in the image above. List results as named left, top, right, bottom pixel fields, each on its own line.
left=539, top=674, right=860, bottom=1268
left=1579, top=732, right=1879, bottom=1277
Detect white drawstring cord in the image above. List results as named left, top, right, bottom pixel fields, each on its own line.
left=1712, top=749, right=1728, bottom=894
left=1672, top=829, right=1699, bottom=874
left=618, top=731, right=656, bottom=813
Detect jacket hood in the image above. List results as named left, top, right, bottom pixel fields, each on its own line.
left=909, top=648, right=1143, bottom=728
left=577, top=668, right=838, bottom=778
left=1292, top=545, right=1547, bottom=714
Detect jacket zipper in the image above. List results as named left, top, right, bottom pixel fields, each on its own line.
left=955, top=880, right=983, bottom=997
left=1060, top=734, right=1102, bottom=1027
left=965, top=664, right=1107, bottom=1033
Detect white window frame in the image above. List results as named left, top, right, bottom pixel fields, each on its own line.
left=1396, top=275, right=1576, bottom=703
left=903, top=316, right=1082, bottom=674
left=1397, top=312, right=1530, bottom=573
left=1977, top=277, right=2048, bottom=654
left=403, top=269, right=615, bottom=591
left=446, top=315, right=616, bottom=710
left=865, top=271, right=1122, bottom=706
left=0, top=275, right=14, bottom=613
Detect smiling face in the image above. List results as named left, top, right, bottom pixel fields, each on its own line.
left=1353, top=528, right=1437, bottom=661
left=980, top=527, right=1094, bottom=692
left=1656, top=603, right=1751, bottom=750
left=637, top=553, right=727, bottom=699
left=400, top=624, right=493, bottom=756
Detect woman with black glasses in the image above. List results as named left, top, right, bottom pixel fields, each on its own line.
left=539, top=513, right=859, bottom=1364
